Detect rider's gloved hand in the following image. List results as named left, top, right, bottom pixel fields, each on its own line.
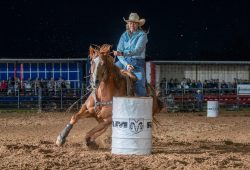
left=113, top=51, right=123, bottom=56
left=126, top=64, right=134, bottom=72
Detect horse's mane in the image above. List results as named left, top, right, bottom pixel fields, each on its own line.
left=100, top=53, right=122, bottom=85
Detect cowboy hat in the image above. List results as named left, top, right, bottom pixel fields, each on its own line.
left=123, top=13, right=146, bottom=27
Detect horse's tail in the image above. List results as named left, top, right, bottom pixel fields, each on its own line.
left=146, top=83, right=165, bottom=113
left=145, top=83, right=165, bottom=127
left=156, top=94, right=165, bottom=112
left=153, top=115, right=162, bottom=127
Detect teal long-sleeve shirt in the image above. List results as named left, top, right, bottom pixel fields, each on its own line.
left=116, top=30, right=148, bottom=67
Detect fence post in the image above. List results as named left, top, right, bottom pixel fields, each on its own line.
left=81, top=83, right=84, bottom=105
left=17, top=90, right=20, bottom=109
left=74, top=82, right=76, bottom=96
left=182, top=88, right=184, bottom=110
left=35, top=84, right=37, bottom=96
left=237, top=87, right=239, bottom=111
left=38, top=87, right=42, bottom=113
left=60, top=88, right=63, bottom=110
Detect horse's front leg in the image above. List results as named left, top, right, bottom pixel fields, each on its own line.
left=56, top=104, right=95, bottom=146
left=85, top=116, right=112, bottom=148
left=70, top=104, right=95, bottom=124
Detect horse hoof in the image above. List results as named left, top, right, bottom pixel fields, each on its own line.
left=85, top=138, right=99, bottom=149
left=56, top=134, right=65, bottom=146
left=87, top=142, right=99, bottom=149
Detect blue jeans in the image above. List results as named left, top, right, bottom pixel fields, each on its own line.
left=115, top=58, right=147, bottom=96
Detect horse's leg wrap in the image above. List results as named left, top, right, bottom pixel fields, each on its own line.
left=56, top=123, right=73, bottom=146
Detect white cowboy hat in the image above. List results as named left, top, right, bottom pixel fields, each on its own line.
left=123, top=13, right=146, bottom=27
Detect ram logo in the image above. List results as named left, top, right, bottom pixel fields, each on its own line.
left=129, top=118, right=144, bottom=134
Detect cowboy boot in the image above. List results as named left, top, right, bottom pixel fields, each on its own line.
left=56, top=123, right=73, bottom=146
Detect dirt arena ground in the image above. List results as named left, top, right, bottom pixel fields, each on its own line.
left=0, top=110, right=250, bottom=169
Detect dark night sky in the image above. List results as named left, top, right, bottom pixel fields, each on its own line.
left=0, top=0, right=250, bottom=61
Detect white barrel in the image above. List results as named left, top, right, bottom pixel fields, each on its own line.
left=112, top=97, right=153, bottom=155
left=207, top=101, right=219, bottom=117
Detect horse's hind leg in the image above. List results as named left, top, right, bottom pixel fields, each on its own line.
left=85, top=127, right=108, bottom=149
left=56, top=104, right=94, bottom=146
left=85, top=117, right=112, bottom=148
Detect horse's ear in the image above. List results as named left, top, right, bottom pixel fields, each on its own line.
left=100, top=44, right=112, bottom=55
left=89, top=46, right=94, bottom=59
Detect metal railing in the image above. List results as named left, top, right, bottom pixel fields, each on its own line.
left=159, top=87, right=250, bottom=112
left=1, top=86, right=250, bottom=113
left=0, top=87, right=89, bottom=112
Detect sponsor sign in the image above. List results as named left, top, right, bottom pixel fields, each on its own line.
left=237, top=84, right=250, bottom=95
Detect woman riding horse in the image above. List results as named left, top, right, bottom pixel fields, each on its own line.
left=56, top=44, right=163, bottom=148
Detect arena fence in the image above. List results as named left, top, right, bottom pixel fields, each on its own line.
left=1, top=86, right=250, bottom=113
left=0, top=87, right=89, bottom=112
left=159, top=87, right=250, bottom=112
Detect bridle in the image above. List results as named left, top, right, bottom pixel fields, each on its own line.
left=89, top=56, right=101, bottom=90
left=89, top=55, right=113, bottom=113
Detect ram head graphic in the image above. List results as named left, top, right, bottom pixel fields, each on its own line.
left=129, top=118, right=144, bottom=134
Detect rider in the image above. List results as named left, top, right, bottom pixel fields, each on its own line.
left=113, top=12, right=148, bottom=97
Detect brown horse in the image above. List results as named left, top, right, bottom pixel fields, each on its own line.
left=56, top=44, right=163, bottom=148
